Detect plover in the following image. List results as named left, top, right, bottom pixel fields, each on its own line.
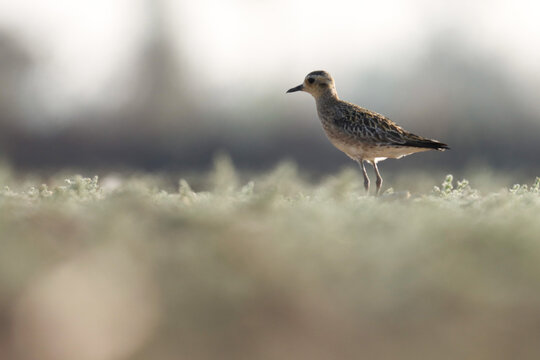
left=287, top=70, right=449, bottom=195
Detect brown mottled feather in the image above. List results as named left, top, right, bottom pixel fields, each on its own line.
left=328, top=100, right=449, bottom=150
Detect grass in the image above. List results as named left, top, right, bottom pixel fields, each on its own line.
left=1, top=157, right=540, bottom=360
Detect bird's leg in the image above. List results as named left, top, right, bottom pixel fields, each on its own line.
left=372, top=161, right=383, bottom=196
left=357, top=160, right=370, bottom=193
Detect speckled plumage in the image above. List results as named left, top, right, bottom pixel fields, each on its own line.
left=287, top=70, right=449, bottom=195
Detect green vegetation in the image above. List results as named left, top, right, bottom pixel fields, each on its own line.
left=1, top=159, right=540, bottom=360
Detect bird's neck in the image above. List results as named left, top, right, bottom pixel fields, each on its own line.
left=314, top=88, right=339, bottom=106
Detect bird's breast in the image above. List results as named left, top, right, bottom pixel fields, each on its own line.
left=319, top=120, right=368, bottom=160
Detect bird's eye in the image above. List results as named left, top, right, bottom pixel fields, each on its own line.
left=307, top=78, right=315, bottom=84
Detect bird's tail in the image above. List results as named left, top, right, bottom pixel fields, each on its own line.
left=403, top=138, right=450, bottom=151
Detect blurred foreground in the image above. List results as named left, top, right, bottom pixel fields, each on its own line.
left=1, top=159, right=540, bottom=360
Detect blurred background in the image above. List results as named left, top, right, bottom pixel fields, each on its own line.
left=0, top=0, right=539, bottom=180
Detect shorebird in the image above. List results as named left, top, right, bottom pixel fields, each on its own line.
left=287, top=70, right=449, bottom=195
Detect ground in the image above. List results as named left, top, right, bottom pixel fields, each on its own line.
left=1, top=158, right=539, bottom=360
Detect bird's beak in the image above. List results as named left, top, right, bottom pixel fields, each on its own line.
left=286, top=84, right=304, bottom=93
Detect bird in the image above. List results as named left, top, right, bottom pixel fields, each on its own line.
left=287, top=70, right=449, bottom=195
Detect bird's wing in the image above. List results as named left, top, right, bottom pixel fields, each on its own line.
left=333, top=102, right=407, bottom=145
left=333, top=102, right=449, bottom=150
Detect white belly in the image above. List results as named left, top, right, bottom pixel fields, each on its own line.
left=330, top=138, right=430, bottom=163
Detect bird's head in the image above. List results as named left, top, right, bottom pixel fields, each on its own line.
left=286, top=70, right=337, bottom=99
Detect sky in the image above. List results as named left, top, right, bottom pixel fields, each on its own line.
left=0, top=0, right=539, bottom=117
